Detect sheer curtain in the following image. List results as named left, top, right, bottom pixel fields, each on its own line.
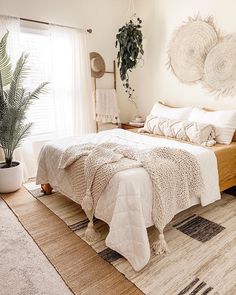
left=0, top=15, right=96, bottom=180
left=72, top=29, right=96, bottom=135
left=50, top=25, right=95, bottom=137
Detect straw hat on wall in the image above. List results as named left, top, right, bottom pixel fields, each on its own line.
left=90, top=52, right=105, bottom=78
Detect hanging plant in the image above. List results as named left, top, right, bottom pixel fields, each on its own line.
left=115, top=15, right=144, bottom=103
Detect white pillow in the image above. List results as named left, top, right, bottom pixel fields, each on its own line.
left=150, top=102, right=193, bottom=120
left=189, top=107, right=236, bottom=144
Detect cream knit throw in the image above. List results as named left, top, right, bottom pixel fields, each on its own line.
left=59, top=143, right=203, bottom=255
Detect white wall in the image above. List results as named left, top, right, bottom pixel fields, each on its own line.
left=0, top=0, right=133, bottom=121
left=135, top=0, right=236, bottom=117
left=2, top=0, right=235, bottom=122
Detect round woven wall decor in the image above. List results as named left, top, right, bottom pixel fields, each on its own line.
left=203, top=36, right=236, bottom=97
left=168, top=16, right=218, bottom=83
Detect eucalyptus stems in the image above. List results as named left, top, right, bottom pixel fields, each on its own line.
left=116, top=15, right=144, bottom=103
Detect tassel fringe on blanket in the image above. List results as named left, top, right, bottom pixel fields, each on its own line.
left=152, top=233, right=170, bottom=255
left=85, top=220, right=101, bottom=242
left=59, top=142, right=203, bottom=256
left=82, top=189, right=93, bottom=212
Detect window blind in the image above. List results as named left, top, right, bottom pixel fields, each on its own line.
left=20, top=26, right=56, bottom=138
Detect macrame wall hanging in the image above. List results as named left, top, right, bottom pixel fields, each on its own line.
left=168, top=15, right=236, bottom=97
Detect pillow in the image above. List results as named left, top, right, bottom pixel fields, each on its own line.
left=139, top=115, right=216, bottom=147
left=150, top=102, right=193, bottom=120
left=189, top=107, right=236, bottom=144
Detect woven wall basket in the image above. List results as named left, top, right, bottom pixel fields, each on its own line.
left=168, top=16, right=218, bottom=83
left=203, top=35, right=236, bottom=97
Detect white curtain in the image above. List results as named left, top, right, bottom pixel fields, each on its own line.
left=72, top=29, right=96, bottom=135
left=50, top=25, right=95, bottom=137
left=0, top=16, right=42, bottom=180
left=0, top=15, right=96, bottom=180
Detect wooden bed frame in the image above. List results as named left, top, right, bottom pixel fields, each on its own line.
left=41, top=184, right=53, bottom=195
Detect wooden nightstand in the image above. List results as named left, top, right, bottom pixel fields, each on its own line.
left=121, top=123, right=140, bottom=130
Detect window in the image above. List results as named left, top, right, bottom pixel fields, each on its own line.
left=19, top=24, right=56, bottom=138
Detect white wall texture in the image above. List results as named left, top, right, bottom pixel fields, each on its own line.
left=1, top=0, right=236, bottom=121
left=135, top=0, right=236, bottom=118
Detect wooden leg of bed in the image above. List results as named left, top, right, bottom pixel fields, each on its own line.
left=41, top=184, right=53, bottom=195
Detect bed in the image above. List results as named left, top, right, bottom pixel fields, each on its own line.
left=36, top=127, right=236, bottom=271
left=128, top=128, right=236, bottom=192
left=212, top=142, right=236, bottom=191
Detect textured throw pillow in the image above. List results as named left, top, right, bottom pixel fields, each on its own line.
left=189, top=107, right=236, bottom=145
left=139, top=115, right=217, bottom=147
left=150, top=102, right=193, bottom=120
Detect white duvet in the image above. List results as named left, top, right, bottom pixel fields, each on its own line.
left=36, top=129, right=221, bottom=271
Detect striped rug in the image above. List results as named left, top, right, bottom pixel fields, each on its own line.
left=24, top=182, right=236, bottom=295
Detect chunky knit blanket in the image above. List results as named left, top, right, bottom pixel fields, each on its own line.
left=59, top=142, right=203, bottom=254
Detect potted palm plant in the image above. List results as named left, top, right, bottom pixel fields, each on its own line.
left=0, top=32, right=48, bottom=193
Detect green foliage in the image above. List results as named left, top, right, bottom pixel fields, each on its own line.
left=0, top=31, right=12, bottom=88
left=116, top=15, right=144, bottom=102
left=0, top=32, right=48, bottom=168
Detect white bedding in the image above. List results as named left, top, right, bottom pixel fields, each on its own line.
left=36, top=129, right=221, bottom=271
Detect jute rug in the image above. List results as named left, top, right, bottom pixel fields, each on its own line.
left=24, top=182, right=236, bottom=295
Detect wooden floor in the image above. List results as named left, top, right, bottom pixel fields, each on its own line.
left=2, top=187, right=143, bottom=295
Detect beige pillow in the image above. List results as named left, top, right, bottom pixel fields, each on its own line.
left=139, top=115, right=216, bottom=147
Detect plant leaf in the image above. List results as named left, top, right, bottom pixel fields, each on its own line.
left=0, top=32, right=12, bottom=87
left=8, top=53, right=29, bottom=105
